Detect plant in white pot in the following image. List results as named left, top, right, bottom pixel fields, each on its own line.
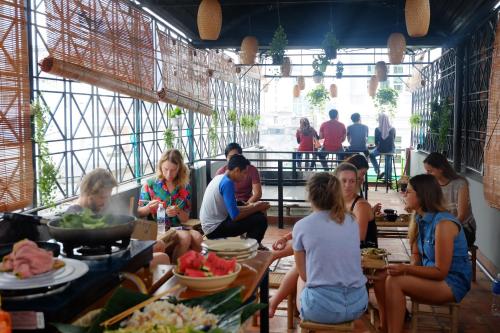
left=312, top=55, right=329, bottom=84
left=167, top=106, right=183, bottom=127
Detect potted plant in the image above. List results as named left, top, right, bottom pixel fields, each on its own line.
left=227, top=109, right=237, bottom=123
left=312, top=55, right=330, bottom=83
left=306, top=84, right=330, bottom=109
left=208, top=126, right=218, bottom=156
left=163, top=128, right=175, bottom=149
left=429, top=99, right=452, bottom=151
left=322, top=32, right=339, bottom=60
left=269, top=25, right=288, bottom=65
left=167, top=106, right=183, bottom=127
left=240, top=115, right=259, bottom=132
left=374, top=87, right=399, bottom=118
left=409, top=114, right=422, bottom=128
left=336, top=61, right=344, bottom=79
left=32, top=99, right=58, bottom=207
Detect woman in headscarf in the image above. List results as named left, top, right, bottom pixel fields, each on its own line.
left=295, top=117, right=319, bottom=170
left=369, top=113, right=396, bottom=183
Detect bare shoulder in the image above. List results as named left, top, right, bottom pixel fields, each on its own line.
left=353, top=199, right=374, bottom=219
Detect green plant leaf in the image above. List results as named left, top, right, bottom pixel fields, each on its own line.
left=306, top=84, right=330, bottom=109
left=374, top=87, right=399, bottom=118
left=163, top=128, right=175, bottom=149
left=269, top=25, right=288, bottom=64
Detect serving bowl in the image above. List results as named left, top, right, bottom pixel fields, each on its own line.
left=173, top=263, right=241, bottom=292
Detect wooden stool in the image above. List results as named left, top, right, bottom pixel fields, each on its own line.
left=469, top=245, right=477, bottom=282
left=299, top=320, right=354, bottom=332
left=269, top=272, right=296, bottom=329
left=411, top=301, right=459, bottom=333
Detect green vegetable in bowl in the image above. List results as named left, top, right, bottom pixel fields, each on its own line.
left=60, top=209, right=109, bottom=229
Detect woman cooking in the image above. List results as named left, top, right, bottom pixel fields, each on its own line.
left=137, top=149, right=203, bottom=262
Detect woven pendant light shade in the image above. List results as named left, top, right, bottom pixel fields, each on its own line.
left=297, top=76, right=305, bottom=90
left=281, top=57, right=291, bottom=77
left=197, top=0, right=222, bottom=40
left=375, top=61, right=388, bottom=82
left=330, top=84, right=338, bottom=98
left=387, top=33, right=406, bottom=64
left=240, top=36, right=258, bottom=65
left=405, top=0, right=430, bottom=37
left=293, top=84, right=300, bottom=98
left=368, top=75, right=379, bottom=97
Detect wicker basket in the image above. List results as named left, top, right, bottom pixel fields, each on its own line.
left=240, top=36, right=258, bottom=65
left=293, top=84, right=300, bottom=98
left=375, top=61, right=388, bottom=82
left=297, top=76, right=305, bottom=90
left=281, top=57, right=291, bottom=77
left=405, top=0, right=430, bottom=37
left=387, top=33, right=406, bottom=64
left=368, top=75, right=378, bottom=97
left=330, top=84, right=337, bottom=98
left=197, top=0, right=222, bottom=40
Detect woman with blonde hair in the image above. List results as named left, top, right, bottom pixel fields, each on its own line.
left=295, top=117, right=319, bottom=170
left=138, top=149, right=202, bottom=261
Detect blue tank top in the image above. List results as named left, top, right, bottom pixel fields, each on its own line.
left=416, top=211, right=471, bottom=302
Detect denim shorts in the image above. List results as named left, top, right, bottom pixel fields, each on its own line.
left=300, top=285, right=368, bottom=324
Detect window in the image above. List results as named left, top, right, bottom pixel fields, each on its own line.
left=393, top=66, right=404, bottom=74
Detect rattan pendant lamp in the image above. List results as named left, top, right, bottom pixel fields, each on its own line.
left=368, top=75, right=379, bottom=97
left=198, top=0, right=222, bottom=40
left=376, top=61, right=388, bottom=82
left=241, top=36, right=258, bottom=65
left=330, top=83, right=338, bottom=98
left=293, top=84, right=300, bottom=97
left=405, top=0, right=430, bottom=37
left=387, top=33, right=406, bottom=64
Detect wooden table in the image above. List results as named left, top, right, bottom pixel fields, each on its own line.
left=155, top=251, right=274, bottom=333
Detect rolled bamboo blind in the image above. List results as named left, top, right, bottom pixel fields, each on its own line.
left=0, top=0, right=34, bottom=211
left=43, top=0, right=156, bottom=102
left=484, top=19, right=500, bottom=209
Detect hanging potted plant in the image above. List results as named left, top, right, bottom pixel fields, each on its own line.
left=409, top=114, right=422, bottom=128
left=240, top=115, right=259, bottom=132
left=312, top=55, right=329, bottom=84
left=227, top=109, right=237, bottom=123
left=167, top=106, right=183, bottom=128
left=269, top=25, right=288, bottom=65
left=322, top=32, right=339, bottom=60
left=306, top=84, right=330, bottom=109
left=374, top=87, right=399, bottom=118
left=429, top=99, right=452, bottom=152
left=163, top=128, right=175, bottom=149
left=336, top=61, right=344, bottom=79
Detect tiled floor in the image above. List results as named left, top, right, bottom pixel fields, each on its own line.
left=243, top=186, right=500, bottom=332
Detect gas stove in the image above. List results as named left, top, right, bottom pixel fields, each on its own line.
left=2, top=239, right=155, bottom=332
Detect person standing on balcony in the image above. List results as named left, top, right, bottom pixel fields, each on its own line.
left=423, top=152, right=477, bottom=247
left=318, top=109, right=346, bottom=169
left=346, top=113, right=369, bottom=155
left=295, top=118, right=319, bottom=170
left=201, top=154, right=270, bottom=249
left=369, top=113, right=396, bottom=183
left=216, top=142, right=262, bottom=205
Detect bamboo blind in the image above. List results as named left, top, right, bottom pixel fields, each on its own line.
left=0, top=0, right=34, bottom=211
left=157, top=31, right=211, bottom=114
left=483, top=18, right=500, bottom=209
left=43, top=0, right=157, bottom=102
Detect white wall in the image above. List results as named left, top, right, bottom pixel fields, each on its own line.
left=410, top=150, right=500, bottom=270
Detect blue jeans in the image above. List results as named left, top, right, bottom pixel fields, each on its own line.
left=300, top=285, right=368, bottom=324
left=296, top=152, right=317, bottom=170
left=369, top=148, right=393, bottom=182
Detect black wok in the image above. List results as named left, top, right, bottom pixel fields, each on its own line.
left=47, top=214, right=135, bottom=247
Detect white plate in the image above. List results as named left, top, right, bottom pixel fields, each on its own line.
left=0, top=258, right=89, bottom=290
left=210, top=249, right=257, bottom=259
left=203, top=243, right=258, bottom=256
left=202, top=238, right=258, bottom=252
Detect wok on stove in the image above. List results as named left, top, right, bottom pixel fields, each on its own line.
left=47, top=214, right=136, bottom=247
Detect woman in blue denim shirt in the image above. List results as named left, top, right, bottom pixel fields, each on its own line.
left=373, top=174, right=471, bottom=333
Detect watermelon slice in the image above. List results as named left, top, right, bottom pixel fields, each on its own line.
left=205, top=252, right=237, bottom=276
left=177, top=250, right=205, bottom=273
left=184, top=268, right=207, bottom=277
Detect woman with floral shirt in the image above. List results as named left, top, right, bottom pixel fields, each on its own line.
left=137, top=149, right=202, bottom=261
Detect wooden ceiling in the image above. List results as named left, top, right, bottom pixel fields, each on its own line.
left=143, top=0, right=498, bottom=49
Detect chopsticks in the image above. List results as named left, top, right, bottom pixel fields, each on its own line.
left=100, top=284, right=182, bottom=327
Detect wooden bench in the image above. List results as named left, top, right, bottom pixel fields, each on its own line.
left=411, top=301, right=459, bottom=333
left=299, top=320, right=354, bottom=332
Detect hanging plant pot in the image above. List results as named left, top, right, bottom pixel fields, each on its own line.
left=280, top=57, right=291, bottom=77
left=197, top=0, right=222, bottom=40
left=405, top=0, right=430, bottom=37
left=171, top=117, right=181, bottom=128
left=325, top=47, right=337, bottom=60
left=312, top=70, right=324, bottom=84
left=368, top=75, right=378, bottom=97
left=240, top=36, right=258, bottom=65
left=293, top=84, right=300, bottom=98
left=297, top=76, right=305, bottom=90
left=387, top=33, right=406, bottom=64
left=329, top=84, right=338, bottom=98
left=375, top=61, right=388, bottom=82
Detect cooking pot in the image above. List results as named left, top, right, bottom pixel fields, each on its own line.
left=47, top=214, right=135, bottom=247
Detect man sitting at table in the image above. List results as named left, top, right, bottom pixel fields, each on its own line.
left=200, top=154, right=270, bottom=249
left=215, top=142, right=262, bottom=205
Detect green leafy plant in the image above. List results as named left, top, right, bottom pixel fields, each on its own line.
left=208, top=126, right=218, bottom=156
left=167, top=106, right=183, bottom=119
left=211, top=109, right=219, bottom=123
left=306, top=84, right=330, bottom=109
left=32, top=99, right=58, bottom=207
left=240, top=115, right=259, bottom=132
left=227, top=109, right=237, bottom=123
left=409, top=114, right=422, bottom=128
left=269, top=25, right=288, bottom=65
left=322, top=32, right=339, bottom=60
left=374, top=87, right=399, bottom=118
left=312, top=54, right=330, bottom=75
left=336, top=61, right=344, bottom=79
left=163, top=128, right=175, bottom=149
left=429, top=99, right=452, bottom=150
